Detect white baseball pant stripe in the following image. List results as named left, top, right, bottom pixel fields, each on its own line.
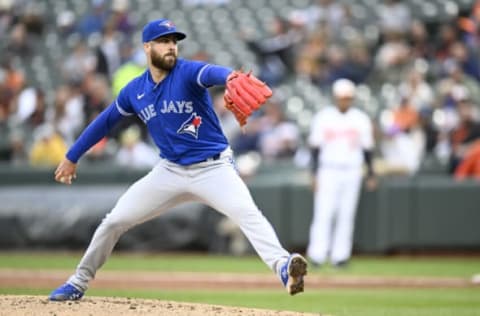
left=307, top=167, right=362, bottom=264
left=68, top=150, right=289, bottom=291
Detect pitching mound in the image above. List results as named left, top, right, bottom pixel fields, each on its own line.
left=0, top=295, right=317, bottom=316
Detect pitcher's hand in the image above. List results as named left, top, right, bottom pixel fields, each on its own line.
left=54, top=158, right=77, bottom=185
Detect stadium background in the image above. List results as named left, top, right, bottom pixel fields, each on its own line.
left=1, top=1, right=480, bottom=315
left=0, top=0, right=480, bottom=253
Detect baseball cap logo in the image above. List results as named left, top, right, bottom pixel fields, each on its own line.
left=142, top=18, right=186, bottom=42
left=160, top=20, right=175, bottom=29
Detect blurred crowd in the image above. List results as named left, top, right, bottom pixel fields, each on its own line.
left=1, top=0, right=480, bottom=179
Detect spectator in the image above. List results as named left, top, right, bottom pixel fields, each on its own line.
left=212, top=90, right=239, bottom=142
left=230, top=118, right=262, bottom=156
left=448, top=97, right=480, bottom=173
left=453, top=140, right=480, bottom=180
left=374, top=31, right=411, bottom=84
left=2, top=58, right=24, bottom=96
left=115, top=125, right=159, bottom=169
left=324, top=39, right=373, bottom=85
left=20, top=2, right=44, bottom=36
left=99, top=19, right=122, bottom=79
left=295, top=31, right=328, bottom=85
left=61, top=39, right=97, bottom=83
left=408, top=20, right=434, bottom=60
left=391, top=97, right=419, bottom=132
left=434, top=23, right=460, bottom=62
left=448, top=41, right=480, bottom=81
left=377, top=0, right=412, bottom=37
left=296, top=0, right=346, bottom=34
left=84, top=136, right=111, bottom=162
left=29, top=124, right=67, bottom=167
left=0, top=98, right=10, bottom=160
left=379, top=97, right=424, bottom=175
left=457, top=0, right=480, bottom=51
left=343, top=41, right=372, bottom=84
left=324, top=44, right=350, bottom=84
left=7, top=129, right=27, bottom=165
left=112, top=48, right=146, bottom=97
left=258, top=101, right=300, bottom=161
left=0, top=0, right=14, bottom=36
left=436, top=62, right=480, bottom=112
left=110, top=0, right=134, bottom=35
left=12, top=86, right=46, bottom=134
left=6, top=22, right=30, bottom=57
left=82, top=74, right=111, bottom=124
left=81, top=74, right=119, bottom=162
left=56, top=10, right=76, bottom=38
left=52, top=84, right=85, bottom=145
left=76, top=0, right=108, bottom=39
left=418, top=108, right=439, bottom=155
left=109, top=46, right=147, bottom=142
left=92, top=38, right=110, bottom=79
left=244, top=16, right=300, bottom=86
left=0, top=59, right=26, bottom=162
left=398, top=68, right=434, bottom=111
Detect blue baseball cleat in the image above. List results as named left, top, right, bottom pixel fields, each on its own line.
left=280, top=253, right=308, bottom=295
left=49, top=283, right=84, bottom=301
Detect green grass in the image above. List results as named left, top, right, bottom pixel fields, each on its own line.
left=0, top=252, right=269, bottom=273
left=0, top=252, right=478, bottom=277
left=1, top=252, right=480, bottom=316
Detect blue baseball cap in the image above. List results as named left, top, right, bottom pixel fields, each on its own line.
left=142, top=19, right=186, bottom=42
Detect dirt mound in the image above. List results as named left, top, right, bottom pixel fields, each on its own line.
left=0, top=295, right=318, bottom=316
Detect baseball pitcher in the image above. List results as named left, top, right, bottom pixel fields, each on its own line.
left=49, top=19, right=307, bottom=301
left=307, top=78, right=376, bottom=267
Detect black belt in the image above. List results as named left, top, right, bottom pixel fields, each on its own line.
left=201, top=153, right=221, bottom=163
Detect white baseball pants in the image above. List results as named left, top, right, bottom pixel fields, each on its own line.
left=307, top=167, right=362, bottom=265
left=68, top=149, right=289, bottom=291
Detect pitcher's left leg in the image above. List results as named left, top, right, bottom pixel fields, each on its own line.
left=190, top=161, right=306, bottom=294
left=193, top=164, right=289, bottom=269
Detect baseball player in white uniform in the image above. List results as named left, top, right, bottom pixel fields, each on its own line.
left=49, top=18, right=307, bottom=301
left=307, top=78, right=376, bottom=267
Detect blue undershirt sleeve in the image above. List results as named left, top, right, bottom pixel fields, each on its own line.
left=198, top=64, right=232, bottom=87
left=66, top=102, right=123, bottom=163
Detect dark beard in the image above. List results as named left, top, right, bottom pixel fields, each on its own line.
left=151, top=51, right=177, bottom=71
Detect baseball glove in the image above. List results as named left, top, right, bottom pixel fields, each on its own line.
left=224, top=70, right=273, bottom=126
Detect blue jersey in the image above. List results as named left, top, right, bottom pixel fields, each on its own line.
left=66, top=59, right=232, bottom=165
left=116, top=59, right=229, bottom=165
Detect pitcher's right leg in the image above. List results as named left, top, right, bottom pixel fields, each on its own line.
left=50, top=163, right=186, bottom=301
